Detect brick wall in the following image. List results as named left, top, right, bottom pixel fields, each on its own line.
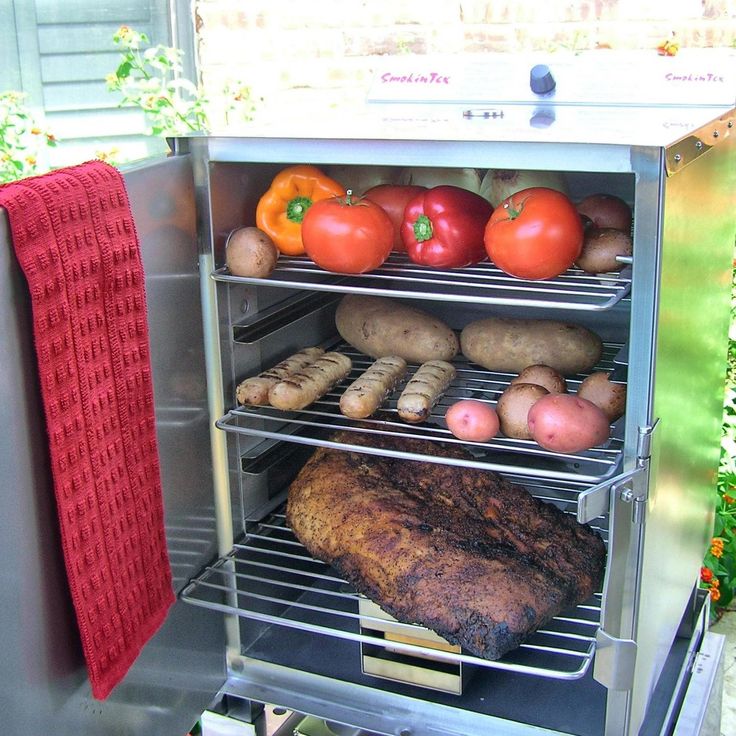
left=192, top=0, right=736, bottom=122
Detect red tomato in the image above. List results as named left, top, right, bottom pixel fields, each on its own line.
left=301, top=191, right=393, bottom=274
left=484, top=187, right=584, bottom=280
left=401, top=185, right=493, bottom=268
left=363, top=184, right=427, bottom=251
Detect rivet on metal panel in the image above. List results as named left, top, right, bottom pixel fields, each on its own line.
left=713, top=130, right=720, bottom=138
left=695, top=141, right=703, bottom=150
left=728, top=121, right=734, bottom=128
left=619, top=486, right=634, bottom=503
left=673, top=154, right=682, bottom=163
left=229, top=656, right=245, bottom=674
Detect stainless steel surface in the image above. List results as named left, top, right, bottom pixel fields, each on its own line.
left=222, top=594, right=716, bottom=736
left=593, top=143, right=663, bottom=735
left=214, top=50, right=736, bottom=151
left=181, top=506, right=604, bottom=682
left=0, top=155, right=225, bottom=735
left=672, top=632, right=726, bottom=736
left=665, top=111, right=736, bottom=174
left=224, top=659, right=590, bottom=736
left=365, top=50, right=736, bottom=109
left=627, top=129, right=736, bottom=734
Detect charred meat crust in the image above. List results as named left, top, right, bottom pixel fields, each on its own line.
left=286, top=431, right=606, bottom=661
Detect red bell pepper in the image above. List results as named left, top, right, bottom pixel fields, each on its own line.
left=400, top=185, right=493, bottom=268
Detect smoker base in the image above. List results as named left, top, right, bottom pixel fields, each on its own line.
left=220, top=589, right=716, bottom=736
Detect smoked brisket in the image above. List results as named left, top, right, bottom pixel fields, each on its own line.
left=286, top=431, right=606, bottom=660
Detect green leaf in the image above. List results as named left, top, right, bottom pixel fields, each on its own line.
left=713, top=517, right=725, bottom=536
left=718, top=586, right=733, bottom=609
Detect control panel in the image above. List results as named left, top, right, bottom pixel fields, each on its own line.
left=366, top=49, right=736, bottom=108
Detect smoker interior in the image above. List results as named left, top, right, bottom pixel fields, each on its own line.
left=178, top=159, right=647, bottom=733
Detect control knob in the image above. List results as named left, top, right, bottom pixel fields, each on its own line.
left=530, top=64, right=556, bottom=95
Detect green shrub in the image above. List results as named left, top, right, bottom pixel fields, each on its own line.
left=0, top=91, right=56, bottom=183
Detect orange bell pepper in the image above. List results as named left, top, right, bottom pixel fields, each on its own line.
left=255, top=164, right=345, bottom=255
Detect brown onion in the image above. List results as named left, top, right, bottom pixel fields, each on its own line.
left=576, top=194, right=632, bottom=232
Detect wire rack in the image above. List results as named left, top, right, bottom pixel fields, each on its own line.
left=180, top=506, right=605, bottom=682
left=212, top=253, right=631, bottom=311
left=217, top=340, right=626, bottom=484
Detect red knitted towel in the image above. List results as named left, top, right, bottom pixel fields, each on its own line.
left=0, top=160, right=174, bottom=699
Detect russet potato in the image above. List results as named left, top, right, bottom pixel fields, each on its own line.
left=461, top=316, right=602, bottom=376
left=336, top=294, right=458, bottom=364
left=496, top=383, right=549, bottom=440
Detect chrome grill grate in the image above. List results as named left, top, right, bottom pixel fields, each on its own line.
left=180, top=508, right=605, bottom=681
left=217, top=340, right=626, bottom=484
left=212, top=253, right=631, bottom=311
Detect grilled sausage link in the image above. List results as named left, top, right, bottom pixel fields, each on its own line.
left=339, top=356, right=408, bottom=419
left=236, top=346, right=324, bottom=405
left=397, top=360, right=456, bottom=423
left=269, top=352, right=353, bottom=411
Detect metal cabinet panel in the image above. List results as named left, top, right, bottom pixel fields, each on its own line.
left=0, top=154, right=226, bottom=736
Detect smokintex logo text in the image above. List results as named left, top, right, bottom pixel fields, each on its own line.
left=664, top=71, right=725, bottom=83
left=380, top=71, right=450, bottom=85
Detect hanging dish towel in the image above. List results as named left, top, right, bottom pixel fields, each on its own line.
left=0, top=160, right=174, bottom=700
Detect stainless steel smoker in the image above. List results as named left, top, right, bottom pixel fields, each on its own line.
left=1, top=50, right=734, bottom=736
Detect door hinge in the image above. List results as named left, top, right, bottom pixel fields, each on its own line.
left=620, top=419, right=658, bottom=525
left=576, top=420, right=658, bottom=525
left=636, top=420, right=657, bottom=461
left=593, top=630, right=638, bottom=691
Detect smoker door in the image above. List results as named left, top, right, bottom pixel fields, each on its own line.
left=0, top=155, right=225, bottom=736
left=623, top=132, right=736, bottom=735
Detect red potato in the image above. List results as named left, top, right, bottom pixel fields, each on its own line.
left=527, top=393, right=610, bottom=453
left=445, top=400, right=500, bottom=442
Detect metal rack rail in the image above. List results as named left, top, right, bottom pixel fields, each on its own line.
left=212, top=254, right=631, bottom=311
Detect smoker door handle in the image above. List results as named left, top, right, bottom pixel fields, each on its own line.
left=577, top=465, right=646, bottom=524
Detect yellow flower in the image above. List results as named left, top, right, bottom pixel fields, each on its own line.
left=95, top=147, right=120, bottom=163
left=30, top=127, right=42, bottom=135
left=710, top=537, right=724, bottom=558
left=25, top=155, right=37, bottom=166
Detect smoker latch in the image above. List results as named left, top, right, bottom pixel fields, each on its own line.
left=576, top=421, right=659, bottom=525
left=577, top=465, right=646, bottom=524
left=594, top=630, right=638, bottom=691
